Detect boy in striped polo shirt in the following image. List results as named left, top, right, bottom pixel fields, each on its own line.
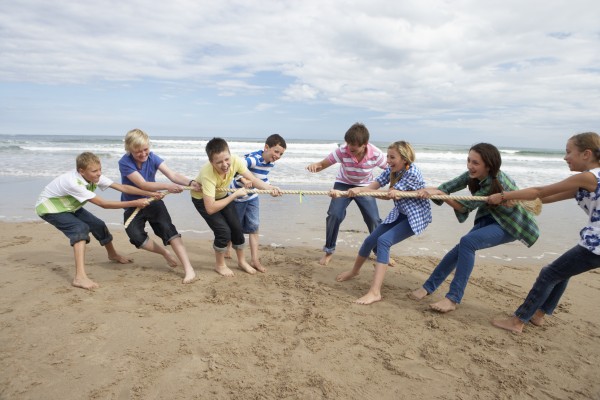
left=35, top=152, right=160, bottom=290
left=229, top=134, right=286, bottom=272
left=307, top=123, right=387, bottom=265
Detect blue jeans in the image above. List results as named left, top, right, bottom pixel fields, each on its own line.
left=234, top=196, right=260, bottom=234
left=358, top=214, right=414, bottom=264
left=515, top=244, right=600, bottom=322
left=324, top=182, right=381, bottom=254
left=41, top=208, right=113, bottom=247
left=423, top=215, right=515, bottom=304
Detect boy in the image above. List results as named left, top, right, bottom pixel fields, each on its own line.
left=229, top=134, right=286, bottom=272
left=119, top=128, right=199, bottom=284
left=35, top=152, right=159, bottom=290
left=191, top=137, right=281, bottom=277
left=306, top=122, right=387, bottom=265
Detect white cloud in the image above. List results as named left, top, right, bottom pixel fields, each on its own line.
left=0, top=0, right=599, bottom=146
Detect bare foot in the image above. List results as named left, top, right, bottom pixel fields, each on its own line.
left=491, top=316, right=524, bottom=334
left=163, top=251, right=179, bottom=268
left=251, top=260, right=266, bottom=273
left=388, top=258, right=397, bottom=267
left=182, top=269, right=196, bottom=284
left=319, top=253, right=333, bottom=266
left=238, top=261, right=257, bottom=275
left=215, top=265, right=234, bottom=277
left=530, top=310, right=546, bottom=326
left=355, top=292, right=382, bottom=305
left=336, top=270, right=358, bottom=282
left=429, top=298, right=457, bottom=313
left=408, top=287, right=428, bottom=300
left=108, top=253, right=133, bottom=264
left=72, top=276, right=99, bottom=290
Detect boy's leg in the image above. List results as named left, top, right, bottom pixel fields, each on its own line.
left=192, top=197, right=236, bottom=276
left=222, top=202, right=255, bottom=274
left=322, top=183, right=353, bottom=265
left=248, top=233, right=265, bottom=272
left=104, top=241, right=133, bottom=264
left=72, top=240, right=99, bottom=290
left=169, top=236, right=196, bottom=283
left=243, top=198, right=264, bottom=272
left=40, top=212, right=98, bottom=290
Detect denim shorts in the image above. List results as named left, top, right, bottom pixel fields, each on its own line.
left=40, top=208, right=113, bottom=247
left=234, top=196, right=260, bottom=234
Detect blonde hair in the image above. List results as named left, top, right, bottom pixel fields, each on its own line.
left=569, top=132, right=600, bottom=161
left=388, top=141, right=415, bottom=186
left=124, top=128, right=150, bottom=153
left=76, top=152, right=101, bottom=171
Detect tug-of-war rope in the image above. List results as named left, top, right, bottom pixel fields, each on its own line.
left=124, top=187, right=542, bottom=228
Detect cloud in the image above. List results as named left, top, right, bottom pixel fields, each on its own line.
left=0, top=0, right=599, bottom=147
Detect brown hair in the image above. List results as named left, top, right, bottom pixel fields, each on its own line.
left=569, top=132, right=600, bottom=161
left=76, top=152, right=101, bottom=171
left=205, top=137, right=230, bottom=161
left=344, top=123, right=370, bottom=146
left=468, top=143, right=504, bottom=195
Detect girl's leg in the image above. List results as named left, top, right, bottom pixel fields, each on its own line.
left=442, top=219, right=515, bottom=305
left=355, top=262, right=387, bottom=305
left=336, top=222, right=395, bottom=282
left=514, top=245, right=600, bottom=322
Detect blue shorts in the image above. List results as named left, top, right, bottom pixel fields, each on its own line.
left=234, top=196, right=260, bottom=234
left=40, top=208, right=113, bottom=247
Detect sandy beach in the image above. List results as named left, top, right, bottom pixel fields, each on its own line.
left=1, top=218, right=599, bottom=399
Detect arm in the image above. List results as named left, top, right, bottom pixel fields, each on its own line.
left=202, top=189, right=248, bottom=215
left=109, top=182, right=163, bottom=199
left=342, top=181, right=382, bottom=198
left=88, top=195, right=149, bottom=210
left=419, top=187, right=467, bottom=212
left=306, top=158, right=333, bottom=173
left=488, top=172, right=596, bottom=205
left=240, top=171, right=282, bottom=196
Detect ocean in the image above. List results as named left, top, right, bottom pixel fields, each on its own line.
left=0, top=134, right=581, bottom=263
left=0, top=134, right=569, bottom=186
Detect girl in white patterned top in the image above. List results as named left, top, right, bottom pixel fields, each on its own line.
left=487, top=132, right=600, bottom=334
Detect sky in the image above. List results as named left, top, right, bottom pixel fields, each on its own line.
left=1, top=1, right=599, bottom=149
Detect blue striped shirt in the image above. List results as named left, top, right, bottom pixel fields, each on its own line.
left=232, top=150, right=274, bottom=202
left=376, top=164, right=432, bottom=235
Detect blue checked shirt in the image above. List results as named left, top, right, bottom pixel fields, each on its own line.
left=376, top=164, right=432, bottom=235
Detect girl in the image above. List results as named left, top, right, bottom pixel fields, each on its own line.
left=335, top=141, right=432, bottom=305
left=409, top=143, right=540, bottom=313
left=488, top=132, right=600, bottom=333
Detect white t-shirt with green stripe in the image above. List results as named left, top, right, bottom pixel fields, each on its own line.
left=35, top=170, right=113, bottom=216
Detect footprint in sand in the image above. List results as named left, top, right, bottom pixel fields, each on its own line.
left=0, top=235, right=32, bottom=249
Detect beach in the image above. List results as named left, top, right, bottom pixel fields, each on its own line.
left=1, top=217, right=599, bottom=399
left=1, top=135, right=599, bottom=399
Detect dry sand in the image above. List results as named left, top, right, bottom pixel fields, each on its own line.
left=1, top=221, right=599, bottom=400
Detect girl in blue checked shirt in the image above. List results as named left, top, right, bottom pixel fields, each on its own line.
left=488, top=132, right=600, bottom=333
left=335, top=141, right=432, bottom=305
left=409, top=143, right=540, bottom=313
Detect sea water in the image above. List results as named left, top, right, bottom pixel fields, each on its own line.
left=0, top=134, right=579, bottom=263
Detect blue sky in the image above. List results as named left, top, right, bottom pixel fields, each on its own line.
left=1, top=1, right=599, bottom=149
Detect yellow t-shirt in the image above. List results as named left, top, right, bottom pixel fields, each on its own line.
left=191, top=155, right=248, bottom=200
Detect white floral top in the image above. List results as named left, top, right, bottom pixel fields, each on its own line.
left=576, top=168, right=600, bottom=254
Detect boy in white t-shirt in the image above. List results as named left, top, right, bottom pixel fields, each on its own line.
left=36, top=152, right=160, bottom=290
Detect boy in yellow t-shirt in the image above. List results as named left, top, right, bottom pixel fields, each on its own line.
left=191, top=138, right=281, bottom=277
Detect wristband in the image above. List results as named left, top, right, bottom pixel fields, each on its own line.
left=500, top=191, right=505, bottom=204
left=188, top=180, right=194, bottom=186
